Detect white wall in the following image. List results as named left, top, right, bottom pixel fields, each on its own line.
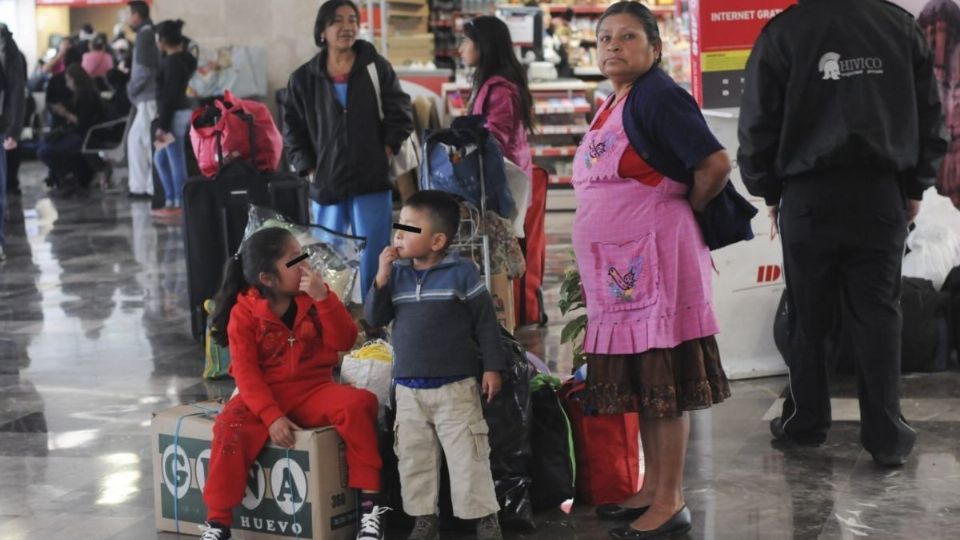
left=0, top=0, right=38, bottom=68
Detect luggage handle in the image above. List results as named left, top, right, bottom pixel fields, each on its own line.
left=212, top=103, right=259, bottom=173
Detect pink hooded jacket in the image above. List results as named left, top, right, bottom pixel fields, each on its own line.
left=471, top=75, right=533, bottom=179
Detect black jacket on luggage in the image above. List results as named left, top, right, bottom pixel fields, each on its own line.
left=282, top=40, right=413, bottom=204
left=737, top=0, right=948, bottom=206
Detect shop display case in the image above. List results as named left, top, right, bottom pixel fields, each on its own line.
left=442, top=79, right=596, bottom=187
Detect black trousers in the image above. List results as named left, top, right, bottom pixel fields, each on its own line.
left=778, top=171, right=916, bottom=458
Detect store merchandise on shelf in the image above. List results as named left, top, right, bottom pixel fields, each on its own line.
left=543, top=1, right=690, bottom=85
left=430, top=0, right=498, bottom=68
left=441, top=79, right=595, bottom=187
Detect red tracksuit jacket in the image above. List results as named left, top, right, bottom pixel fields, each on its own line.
left=227, top=287, right=358, bottom=428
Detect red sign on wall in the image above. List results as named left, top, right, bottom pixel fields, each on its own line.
left=689, top=0, right=797, bottom=108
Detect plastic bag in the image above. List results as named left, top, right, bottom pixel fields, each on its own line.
left=529, top=374, right=576, bottom=512
left=341, top=340, right=394, bottom=418
left=903, top=191, right=960, bottom=290
left=474, top=328, right=535, bottom=531
left=243, top=206, right=365, bottom=300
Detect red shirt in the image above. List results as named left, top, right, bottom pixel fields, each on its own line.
left=593, top=102, right=664, bottom=188
left=227, top=287, right=358, bottom=427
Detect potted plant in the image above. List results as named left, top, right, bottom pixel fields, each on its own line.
left=558, top=259, right=588, bottom=371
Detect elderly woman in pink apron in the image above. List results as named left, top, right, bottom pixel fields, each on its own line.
left=575, top=3, right=733, bottom=539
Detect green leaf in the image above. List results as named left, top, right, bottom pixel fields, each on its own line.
left=560, top=314, right=587, bottom=344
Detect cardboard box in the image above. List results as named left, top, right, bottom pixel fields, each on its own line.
left=490, top=272, right=516, bottom=334
left=152, top=402, right=357, bottom=540
left=387, top=33, right=435, bottom=65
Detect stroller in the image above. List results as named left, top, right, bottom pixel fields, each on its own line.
left=419, top=115, right=517, bottom=288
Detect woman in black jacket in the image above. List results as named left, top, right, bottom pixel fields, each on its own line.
left=37, top=63, right=106, bottom=196
left=282, top=0, right=414, bottom=300
left=152, top=19, right=197, bottom=216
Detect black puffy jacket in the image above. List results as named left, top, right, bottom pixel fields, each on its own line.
left=737, top=0, right=948, bottom=205
left=282, top=40, right=413, bottom=204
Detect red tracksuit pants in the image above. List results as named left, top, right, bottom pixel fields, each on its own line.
left=203, top=383, right=382, bottom=525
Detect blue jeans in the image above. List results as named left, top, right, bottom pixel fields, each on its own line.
left=0, top=137, right=6, bottom=249
left=312, top=190, right=392, bottom=300
left=153, top=109, right=192, bottom=206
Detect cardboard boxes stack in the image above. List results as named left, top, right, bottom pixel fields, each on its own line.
left=386, top=0, right=434, bottom=65
left=152, top=402, right=357, bottom=540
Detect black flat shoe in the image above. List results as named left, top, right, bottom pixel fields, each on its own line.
left=871, top=452, right=908, bottom=467
left=596, top=503, right=651, bottom=520
left=608, top=506, right=692, bottom=539
left=769, top=417, right=826, bottom=446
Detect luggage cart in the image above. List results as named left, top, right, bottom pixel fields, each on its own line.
left=420, top=123, right=497, bottom=290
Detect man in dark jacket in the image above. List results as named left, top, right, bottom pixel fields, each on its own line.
left=0, top=23, right=26, bottom=262
left=282, top=0, right=413, bottom=301
left=738, top=0, right=948, bottom=466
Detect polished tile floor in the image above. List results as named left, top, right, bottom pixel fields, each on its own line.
left=1, top=163, right=959, bottom=540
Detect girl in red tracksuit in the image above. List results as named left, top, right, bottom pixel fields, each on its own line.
left=201, top=227, right=385, bottom=540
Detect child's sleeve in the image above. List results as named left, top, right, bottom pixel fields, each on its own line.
left=313, top=288, right=358, bottom=352
left=364, top=273, right=395, bottom=327
left=227, top=303, right=285, bottom=428
left=462, top=263, right=508, bottom=372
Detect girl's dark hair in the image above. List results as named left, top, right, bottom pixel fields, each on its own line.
left=462, top=16, right=535, bottom=132
left=597, top=1, right=663, bottom=67
left=314, top=0, right=360, bottom=48
left=66, top=63, right=100, bottom=102
left=156, top=19, right=186, bottom=46
left=209, top=227, right=295, bottom=346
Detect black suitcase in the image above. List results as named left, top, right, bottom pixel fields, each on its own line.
left=182, top=159, right=310, bottom=341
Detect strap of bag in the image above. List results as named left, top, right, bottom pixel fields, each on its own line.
left=367, top=62, right=384, bottom=121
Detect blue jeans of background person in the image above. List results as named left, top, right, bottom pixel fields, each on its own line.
left=0, top=136, right=7, bottom=249
left=154, top=109, right=192, bottom=207
left=311, top=189, right=392, bottom=300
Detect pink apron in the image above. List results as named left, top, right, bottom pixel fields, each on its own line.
left=572, top=95, right=719, bottom=356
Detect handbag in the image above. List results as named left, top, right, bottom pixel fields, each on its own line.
left=560, top=380, right=641, bottom=505
left=189, top=89, right=284, bottom=177
left=366, top=62, right=420, bottom=181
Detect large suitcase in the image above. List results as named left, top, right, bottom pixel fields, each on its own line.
left=514, top=166, right=548, bottom=326
left=182, top=159, right=310, bottom=340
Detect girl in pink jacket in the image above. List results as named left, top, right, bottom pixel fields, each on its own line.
left=459, top=16, right=534, bottom=179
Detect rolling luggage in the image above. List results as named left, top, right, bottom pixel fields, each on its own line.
left=182, top=160, right=310, bottom=340
left=514, top=166, right=548, bottom=326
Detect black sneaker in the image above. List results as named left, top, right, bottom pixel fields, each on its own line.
left=199, top=521, right=231, bottom=540
left=407, top=515, right=439, bottom=540
left=476, top=513, right=503, bottom=540
left=357, top=505, right=389, bottom=540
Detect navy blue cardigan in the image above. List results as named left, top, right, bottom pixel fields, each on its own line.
left=622, top=68, right=756, bottom=251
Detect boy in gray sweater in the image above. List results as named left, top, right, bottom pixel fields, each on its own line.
left=365, top=190, right=504, bottom=540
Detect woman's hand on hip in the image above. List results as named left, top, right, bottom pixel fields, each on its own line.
left=385, top=145, right=394, bottom=161
left=689, top=150, right=732, bottom=212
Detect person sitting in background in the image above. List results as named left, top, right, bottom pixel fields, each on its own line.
left=38, top=64, right=106, bottom=197
left=44, top=37, right=73, bottom=75
left=82, top=34, right=114, bottom=81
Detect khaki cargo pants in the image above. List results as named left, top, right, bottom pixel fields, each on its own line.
left=394, top=377, right=500, bottom=519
